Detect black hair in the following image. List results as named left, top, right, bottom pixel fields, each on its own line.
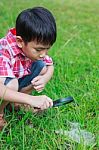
left=16, top=7, right=57, bottom=45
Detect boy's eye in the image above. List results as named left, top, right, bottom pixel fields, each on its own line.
left=35, top=48, right=42, bottom=51
left=35, top=48, right=50, bottom=51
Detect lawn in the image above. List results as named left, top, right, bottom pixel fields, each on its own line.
left=0, top=0, right=99, bottom=149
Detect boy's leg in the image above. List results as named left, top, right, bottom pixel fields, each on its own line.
left=16, top=60, right=47, bottom=112
left=0, top=60, right=46, bottom=114
left=0, top=78, right=18, bottom=113
left=20, top=66, right=47, bottom=94
left=18, top=60, right=46, bottom=94
left=0, top=78, right=18, bottom=130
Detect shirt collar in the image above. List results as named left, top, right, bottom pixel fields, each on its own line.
left=6, top=28, right=25, bottom=56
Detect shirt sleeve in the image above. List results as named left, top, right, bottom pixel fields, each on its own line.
left=43, top=55, right=53, bottom=65
left=0, top=48, right=15, bottom=78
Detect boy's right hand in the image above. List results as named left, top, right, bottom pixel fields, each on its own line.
left=29, top=95, right=53, bottom=110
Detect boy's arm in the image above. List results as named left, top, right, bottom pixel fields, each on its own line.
left=0, top=82, right=53, bottom=109
left=31, top=65, right=54, bottom=92
left=42, top=65, right=54, bottom=83
left=42, top=55, right=54, bottom=82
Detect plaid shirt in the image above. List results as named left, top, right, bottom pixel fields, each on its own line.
left=0, top=28, right=53, bottom=78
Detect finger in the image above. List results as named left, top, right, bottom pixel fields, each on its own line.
left=34, top=85, right=44, bottom=90
left=47, top=97, right=53, bottom=107
left=37, top=89, right=44, bottom=93
left=31, top=79, right=42, bottom=86
left=41, top=101, right=49, bottom=110
left=33, top=108, right=42, bottom=113
left=41, top=97, right=53, bottom=110
left=31, top=76, right=40, bottom=84
left=36, top=87, right=44, bottom=91
left=32, top=81, right=41, bottom=86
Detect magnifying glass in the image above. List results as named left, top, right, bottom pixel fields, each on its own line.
left=53, top=96, right=74, bottom=107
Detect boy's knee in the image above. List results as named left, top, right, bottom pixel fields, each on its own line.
left=4, top=78, right=19, bottom=91
left=31, top=60, right=47, bottom=76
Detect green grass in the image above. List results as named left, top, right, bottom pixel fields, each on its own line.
left=0, top=0, right=99, bottom=149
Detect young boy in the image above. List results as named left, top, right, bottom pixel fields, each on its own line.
left=0, top=7, right=57, bottom=130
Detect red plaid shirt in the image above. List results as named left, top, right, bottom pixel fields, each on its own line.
left=0, top=28, right=53, bottom=78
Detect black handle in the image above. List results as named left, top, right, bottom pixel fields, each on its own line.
left=53, top=96, right=74, bottom=107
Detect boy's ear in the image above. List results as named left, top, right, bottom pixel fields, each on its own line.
left=16, top=36, right=24, bottom=48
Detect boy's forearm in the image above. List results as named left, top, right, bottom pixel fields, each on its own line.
left=0, top=83, right=30, bottom=105
left=0, top=83, right=53, bottom=109
left=43, top=65, right=54, bottom=83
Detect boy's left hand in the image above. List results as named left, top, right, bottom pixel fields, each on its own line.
left=31, top=75, right=47, bottom=93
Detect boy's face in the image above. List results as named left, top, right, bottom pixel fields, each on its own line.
left=17, top=37, right=50, bottom=61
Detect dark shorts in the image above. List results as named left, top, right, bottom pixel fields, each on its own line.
left=4, top=60, right=45, bottom=91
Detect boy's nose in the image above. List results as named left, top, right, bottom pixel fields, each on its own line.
left=39, top=51, right=47, bottom=58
